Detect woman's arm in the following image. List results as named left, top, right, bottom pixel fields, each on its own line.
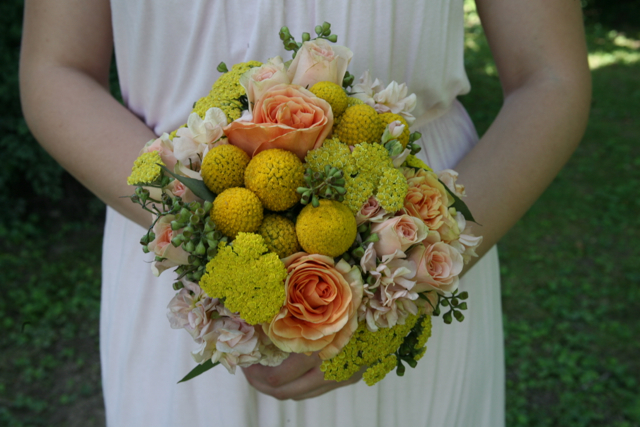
left=458, top=0, right=591, bottom=271
left=242, top=0, right=591, bottom=399
left=20, top=0, right=156, bottom=228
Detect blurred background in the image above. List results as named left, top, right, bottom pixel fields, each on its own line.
left=0, top=0, right=638, bottom=425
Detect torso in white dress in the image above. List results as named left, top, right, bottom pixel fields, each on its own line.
left=102, top=1, right=504, bottom=425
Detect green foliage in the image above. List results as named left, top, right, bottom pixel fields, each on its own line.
left=0, top=217, right=103, bottom=426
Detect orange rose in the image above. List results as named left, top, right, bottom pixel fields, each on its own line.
left=223, top=84, right=333, bottom=160
left=265, top=253, right=363, bottom=360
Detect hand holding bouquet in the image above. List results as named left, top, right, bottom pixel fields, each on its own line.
left=126, top=22, right=482, bottom=385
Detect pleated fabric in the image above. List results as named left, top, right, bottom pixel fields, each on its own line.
left=102, top=1, right=505, bottom=425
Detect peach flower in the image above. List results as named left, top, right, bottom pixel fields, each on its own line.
left=224, top=84, right=333, bottom=160
left=407, top=232, right=463, bottom=294
left=265, top=253, right=363, bottom=360
left=401, top=167, right=460, bottom=242
left=355, top=196, right=389, bottom=225
left=164, top=179, right=201, bottom=204
left=371, top=214, right=428, bottom=256
left=240, top=56, right=290, bottom=110
left=147, top=214, right=190, bottom=276
left=286, top=39, right=353, bottom=89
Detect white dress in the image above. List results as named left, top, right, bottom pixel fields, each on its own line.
left=102, top=1, right=505, bottom=426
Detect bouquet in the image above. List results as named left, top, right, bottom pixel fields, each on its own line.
left=126, top=22, right=482, bottom=386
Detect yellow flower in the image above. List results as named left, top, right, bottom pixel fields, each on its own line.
left=296, top=200, right=357, bottom=257
left=343, top=174, right=375, bottom=213
left=305, top=137, right=356, bottom=176
left=200, top=233, right=287, bottom=325
left=211, top=187, right=263, bottom=238
left=376, top=167, right=409, bottom=213
left=201, top=144, right=250, bottom=194
left=257, top=214, right=300, bottom=259
left=244, top=149, right=305, bottom=212
left=310, top=81, right=349, bottom=117
left=362, top=354, right=397, bottom=386
left=334, top=104, right=384, bottom=145
left=320, top=314, right=420, bottom=385
left=127, top=151, right=164, bottom=185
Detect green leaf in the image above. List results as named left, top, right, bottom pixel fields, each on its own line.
left=438, top=178, right=479, bottom=224
left=178, top=360, right=219, bottom=383
left=159, top=165, right=216, bottom=202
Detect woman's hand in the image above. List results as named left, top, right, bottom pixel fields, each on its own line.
left=242, top=353, right=362, bottom=401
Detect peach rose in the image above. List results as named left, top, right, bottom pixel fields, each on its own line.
left=265, top=253, right=363, bottom=360
left=371, top=214, right=428, bottom=256
left=407, top=233, right=463, bottom=294
left=286, top=39, right=353, bottom=89
left=147, top=214, right=190, bottom=276
left=401, top=167, right=460, bottom=241
left=164, top=179, right=202, bottom=204
left=240, top=56, right=290, bottom=110
left=224, top=84, right=333, bottom=160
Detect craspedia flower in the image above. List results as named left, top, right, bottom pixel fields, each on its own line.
left=127, top=151, right=165, bottom=185
left=310, top=81, right=349, bottom=117
left=334, top=104, right=384, bottom=145
left=376, top=167, right=409, bottom=213
left=343, top=174, right=375, bottom=213
left=244, top=149, right=305, bottom=211
left=296, top=200, right=357, bottom=257
left=305, top=137, right=356, bottom=176
left=257, top=214, right=300, bottom=259
left=404, top=154, right=433, bottom=171
left=200, top=232, right=287, bottom=325
left=347, top=97, right=365, bottom=107
left=201, top=144, right=250, bottom=194
left=211, top=187, right=263, bottom=238
left=320, top=314, right=419, bottom=384
left=379, top=112, right=410, bottom=148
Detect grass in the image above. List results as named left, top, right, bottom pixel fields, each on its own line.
left=0, top=6, right=639, bottom=426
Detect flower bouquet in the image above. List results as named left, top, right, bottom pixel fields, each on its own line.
left=126, top=22, right=482, bottom=386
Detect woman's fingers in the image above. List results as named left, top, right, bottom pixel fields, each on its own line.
left=242, top=353, right=364, bottom=401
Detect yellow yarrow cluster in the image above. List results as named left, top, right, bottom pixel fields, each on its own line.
left=257, top=214, right=300, bottom=259
left=211, top=187, right=263, bottom=238
left=304, top=138, right=356, bottom=176
left=379, top=112, right=411, bottom=149
left=244, top=149, right=305, bottom=211
left=296, top=200, right=357, bottom=257
left=334, top=104, right=384, bottom=145
left=200, top=233, right=287, bottom=325
left=404, top=155, right=433, bottom=172
left=201, top=145, right=250, bottom=194
left=362, top=354, right=398, bottom=386
left=320, top=314, right=420, bottom=385
left=310, top=81, right=349, bottom=117
left=193, top=60, right=262, bottom=122
left=343, top=175, right=375, bottom=213
left=376, top=167, right=409, bottom=212
left=351, top=143, right=394, bottom=187
left=127, top=152, right=165, bottom=185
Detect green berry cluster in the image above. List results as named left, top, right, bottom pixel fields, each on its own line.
left=297, top=166, right=346, bottom=207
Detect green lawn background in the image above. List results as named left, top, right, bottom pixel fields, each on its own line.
left=1, top=2, right=639, bottom=426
